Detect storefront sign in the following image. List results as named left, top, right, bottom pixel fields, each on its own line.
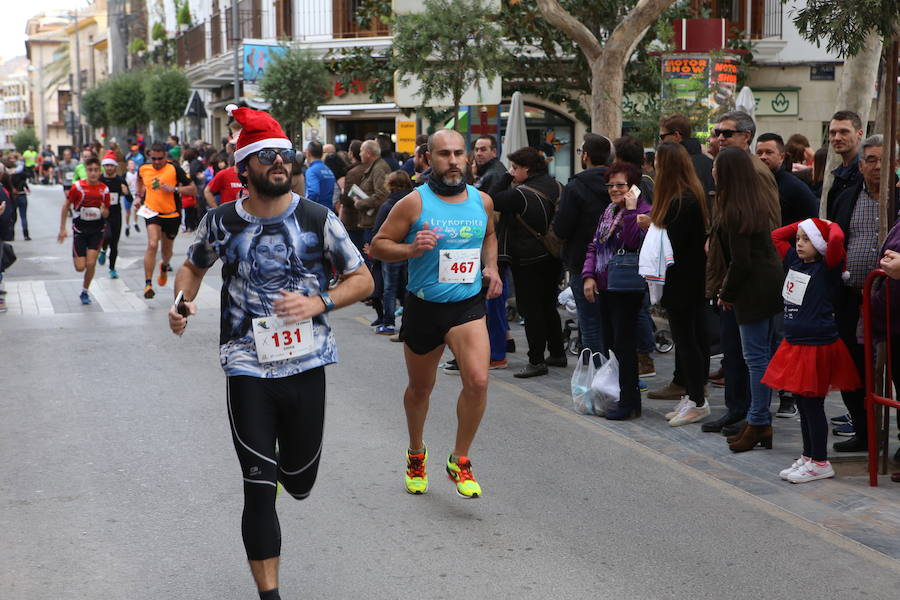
left=754, top=90, right=800, bottom=116
left=661, top=53, right=739, bottom=118
left=396, top=120, right=417, bottom=154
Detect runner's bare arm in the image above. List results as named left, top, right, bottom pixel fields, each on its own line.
left=273, top=263, right=374, bottom=324
left=57, top=195, right=72, bottom=243
left=168, top=260, right=209, bottom=335
left=203, top=186, right=217, bottom=209
left=135, top=176, right=145, bottom=206
left=370, top=190, right=438, bottom=262
left=480, top=192, right=502, bottom=299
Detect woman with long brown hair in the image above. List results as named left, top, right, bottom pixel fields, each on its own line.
left=648, top=142, right=711, bottom=426
left=712, top=147, right=784, bottom=451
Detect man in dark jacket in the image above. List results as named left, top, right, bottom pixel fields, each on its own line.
left=825, top=110, right=865, bottom=217
left=552, top=133, right=612, bottom=355
left=658, top=114, right=715, bottom=200
left=473, top=135, right=509, bottom=197
left=828, top=134, right=899, bottom=452
left=755, top=133, right=819, bottom=225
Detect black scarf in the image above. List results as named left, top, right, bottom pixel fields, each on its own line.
left=427, top=173, right=466, bottom=197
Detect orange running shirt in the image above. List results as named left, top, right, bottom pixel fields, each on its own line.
left=138, top=161, right=191, bottom=218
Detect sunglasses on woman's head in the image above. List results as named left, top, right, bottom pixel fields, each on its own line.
left=256, top=148, right=296, bottom=165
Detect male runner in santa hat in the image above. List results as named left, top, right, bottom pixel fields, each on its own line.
left=98, top=151, right=132, bottom=279
left=167, top=105, right=373, bottom=600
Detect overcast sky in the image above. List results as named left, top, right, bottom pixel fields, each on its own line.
left=0, top=1, right=92, bottom=61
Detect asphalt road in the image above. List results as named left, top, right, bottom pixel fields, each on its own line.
left=3, top=184, right=899, bottom=599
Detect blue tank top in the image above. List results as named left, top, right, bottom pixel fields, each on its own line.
left=405, top=184, right=488, bottom=303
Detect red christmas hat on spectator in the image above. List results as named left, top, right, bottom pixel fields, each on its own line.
left=101, top=150, right=118, bottom=167
left=225, top=104, right=292, bottom=164
left=798, top=218, right=829, bottom=256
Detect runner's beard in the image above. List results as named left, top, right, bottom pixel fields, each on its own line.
left=249, top=166, right=292, bottom=196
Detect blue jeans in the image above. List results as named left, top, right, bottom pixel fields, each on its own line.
left=487, top=268, right=510, bottom=361
left=721, top=308, right=750, bottom=417
left=381, top=260, right=406, bottom=327
left=636, top=291, right=655, bottom=355
left=15, top=193, right=27, bottom=237
left=739, top=317, right=775, bottom=426
left=569, top=273, right=606, bottom=356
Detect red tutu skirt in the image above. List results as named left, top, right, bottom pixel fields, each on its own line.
left=762, top=339, right=861, bottom=398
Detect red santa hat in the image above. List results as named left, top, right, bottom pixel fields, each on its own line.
left=225, top=104, right=292, bottom=164
left=101, top=150, right=118, bottom=167
left=798, top=218, right=829, bottom=256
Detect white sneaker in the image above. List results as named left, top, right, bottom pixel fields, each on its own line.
left=668, top=400, right=711, bottom=427
left=779, top=456, right=809, bottom=480
left=787, top=461, right=835, bottom=484
left=665, top=397, right=692, bottom=420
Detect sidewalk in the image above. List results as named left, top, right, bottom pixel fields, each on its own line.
left=489, top=318, right=900, bottom=560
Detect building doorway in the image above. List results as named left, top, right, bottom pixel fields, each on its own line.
left=331, top=119, right=396, bottom=151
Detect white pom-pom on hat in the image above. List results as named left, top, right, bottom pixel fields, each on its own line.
left=225, top=104, right=238, bottom=116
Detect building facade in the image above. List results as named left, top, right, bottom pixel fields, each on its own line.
left=0, top=58, right=31, bottom=151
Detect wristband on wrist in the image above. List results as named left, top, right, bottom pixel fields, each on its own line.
left=319, top=292, right=335, bottom=312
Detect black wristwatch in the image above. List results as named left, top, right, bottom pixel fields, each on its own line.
left=319, top=292, right=335, bottom=313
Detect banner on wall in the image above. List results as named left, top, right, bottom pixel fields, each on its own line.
left=242, top=41, right=287, bottom=96
left=661, top=53, right=740, bottom=122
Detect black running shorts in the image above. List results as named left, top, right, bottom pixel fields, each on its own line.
left=400, top=291, right=486, bottom=355
left=72, top=230, right=104, bottom=257
left=146, top=215, right=181, bottom=240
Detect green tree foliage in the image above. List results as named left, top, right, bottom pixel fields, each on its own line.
left=105, top=72, right=149, bottom=129
left=143, top=67, right=190, bottom=126
left=327, top=45, right=394, bottom=104
left=12, top=127, right=40, bottom=153
left=81, top=83, right=110, bottom=129
left=393, top=0, right=506, bottom=130
left=259, top=48, right=330, bottom=139
left=500, top=0, right=693, bottom=127
left=175, top=0, right=192, bottom=26
left=791, top=0, right=900, bottom=56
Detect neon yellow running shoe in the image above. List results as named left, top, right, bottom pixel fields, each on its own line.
left=405, top=448, right=428, bottom=494
left=446, top=455, right=482, bottom=498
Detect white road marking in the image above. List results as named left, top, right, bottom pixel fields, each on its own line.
left=91, top=279, right=149, bottom=312
left=4, top=280, right=54, bottom=315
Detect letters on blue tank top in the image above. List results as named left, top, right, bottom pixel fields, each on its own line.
left=405, top=184, right=488, bottom=303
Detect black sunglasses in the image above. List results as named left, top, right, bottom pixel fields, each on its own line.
left=714, top=128, right=743, bottom=139
left=256, top=148, right=296, bottom=165
left=658, top=131, right=676, bottom=140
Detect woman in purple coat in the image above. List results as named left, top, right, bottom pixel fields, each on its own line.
left=582, top=161, right=651, bottom=419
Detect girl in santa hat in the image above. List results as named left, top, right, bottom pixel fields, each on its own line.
left=763, top=218, right=860, bottom=483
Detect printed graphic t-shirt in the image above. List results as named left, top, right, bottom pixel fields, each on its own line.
left=187, top=193, right=365, bottom=378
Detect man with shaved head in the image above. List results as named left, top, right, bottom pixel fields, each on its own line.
left=370, top=129, right=502, bottom=499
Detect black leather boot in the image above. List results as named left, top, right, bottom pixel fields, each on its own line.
left=701, top=412, right=744, bottom=433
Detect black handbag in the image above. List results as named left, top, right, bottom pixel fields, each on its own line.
left=606, top=249, right=646, bottom=292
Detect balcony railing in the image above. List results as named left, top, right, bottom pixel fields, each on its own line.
left=760, top=0, right=782, bottom=38
left=297, top=0, right=389, bottom=41
left=176, top=22, right=207, bottom=67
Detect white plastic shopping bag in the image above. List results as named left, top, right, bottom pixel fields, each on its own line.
left=571, top=349, right=604, bottom=414
left=591, top=350, right=620, bottom=416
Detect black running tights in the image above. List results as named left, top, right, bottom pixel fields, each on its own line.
left=797, top=396, right=827, bottom=461
left=103, top=207, right=122, bottom=269
left=227, top=368, right=326, bottom=561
